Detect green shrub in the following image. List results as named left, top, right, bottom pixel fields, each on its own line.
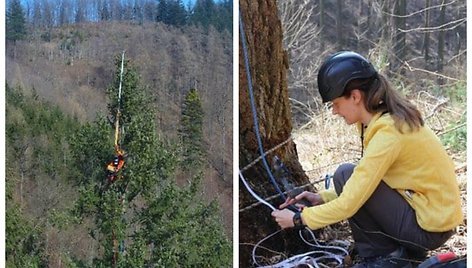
left=441, top=114, right=466, bottom=153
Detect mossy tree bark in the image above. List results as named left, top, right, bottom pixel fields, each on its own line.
left=239, top=0, right=313, bottom=266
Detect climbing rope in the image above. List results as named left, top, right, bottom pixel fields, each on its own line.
left=114, top=51, right=125, bottom=153
left=105, top=51, right=126, bottom=183
left=110, top=51, right=126, bottom=268
left=253, top=228, right=349, bottom=268
left=239, top=171, right=349, bottom=267
left=239, top=174, right=332, bottom=213
left=239, top=171, right=277, bottom=211
left=239, top=10, right=285, bottom=198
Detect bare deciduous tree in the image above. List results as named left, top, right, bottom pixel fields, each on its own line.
left=422, top=0, right=432, bottom=64
left=437, top=0, right=446, bottom=83
left=277, top=0, right=334, bottom=125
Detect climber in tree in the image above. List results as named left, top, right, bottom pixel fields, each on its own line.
left=271, top=51, right=463, bottom=268
left=106, top=148, right=126, bottom=182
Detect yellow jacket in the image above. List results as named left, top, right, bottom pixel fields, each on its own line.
left=302, top=112, right=463, bottom=232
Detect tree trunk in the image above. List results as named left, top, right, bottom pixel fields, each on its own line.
left=422, top=0, right=431, bottom=65
left=239, top=0, right=312, bottom=266
left=20, top=163, right=24, bottom=206
left=437, top=0, right=446, bottom=84
left=319, top=0, right=325, bottom=50
left=393, top=0, right=406, bottom=73
left=381, top=0, right=391, bottom=44
left=366, top=0, right=372, bottom=39
left=336, top=0, right=343, bottom=49
left=18, top=144, right=29, bottom=207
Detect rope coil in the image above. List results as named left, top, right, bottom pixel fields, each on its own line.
left=251, top=228, right=350, bottom=268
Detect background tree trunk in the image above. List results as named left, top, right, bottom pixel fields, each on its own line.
left=437, top=0, right=446, bottom=84
left=319, top=0, right=325, bottom=50
left=422, top=0, right=431, bottom=65
left=239, top=0, right=312, bottom=266
left=381, top=0, right=392, bottom=45
left=393, top=0, right=407, bottom=74
left=336, top=0, right=343, bottom=49
left=366, top=0, right=372, bottom=39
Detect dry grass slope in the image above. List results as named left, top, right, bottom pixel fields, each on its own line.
left=6, top=21, right=234, bottom=242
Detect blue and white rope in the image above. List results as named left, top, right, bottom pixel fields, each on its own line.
left=239, top=9, right=286, bottom=198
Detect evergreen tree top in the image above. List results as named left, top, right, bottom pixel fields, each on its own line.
left=6, top=0, right=27, bottom=42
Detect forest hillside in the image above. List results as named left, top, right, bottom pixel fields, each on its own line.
left=6, top=20, right=233, bottom=185
left=6, top=0, right=233, bottom=267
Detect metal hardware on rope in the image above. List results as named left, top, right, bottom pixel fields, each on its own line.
left=239, top=175, right=331, bottom=213
left=324, top=174, right=332, bottom=190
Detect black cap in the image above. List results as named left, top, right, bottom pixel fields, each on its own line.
left=317, top=51, right=377, bottom=103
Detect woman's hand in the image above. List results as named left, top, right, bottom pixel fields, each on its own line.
left=271, top=209, right=296, bottom=229
left=279, top=191, right=324, bottom=210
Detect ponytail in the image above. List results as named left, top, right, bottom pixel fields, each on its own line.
left=344, top=74, right=424, bottom=133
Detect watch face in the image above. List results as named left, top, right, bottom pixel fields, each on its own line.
left=293, top=212, right=303, bottom=227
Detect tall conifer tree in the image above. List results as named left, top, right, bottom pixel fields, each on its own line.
left=6, top=0, right=27, bottom=42
left=179, top=88, right=205, bottom=173
left=72, top=57, right=230, bottom=267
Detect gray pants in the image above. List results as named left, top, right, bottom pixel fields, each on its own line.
left=333, top=163, right=453, bottom=258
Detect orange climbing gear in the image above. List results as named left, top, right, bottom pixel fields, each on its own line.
left=106, top=149, right=125, bottom=182
left=106, top=51, right=126, bottom=183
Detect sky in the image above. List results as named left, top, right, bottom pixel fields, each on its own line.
left=14, top=0, right=227, bottom=8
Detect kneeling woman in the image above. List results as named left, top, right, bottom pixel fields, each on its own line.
left=271, top=51, right=463, bottom=268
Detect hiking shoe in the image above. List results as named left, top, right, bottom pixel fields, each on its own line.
left=351, top=247, right=412, bottom=268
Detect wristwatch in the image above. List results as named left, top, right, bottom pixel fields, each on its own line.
left=292, top=211, right=305, bottom=228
